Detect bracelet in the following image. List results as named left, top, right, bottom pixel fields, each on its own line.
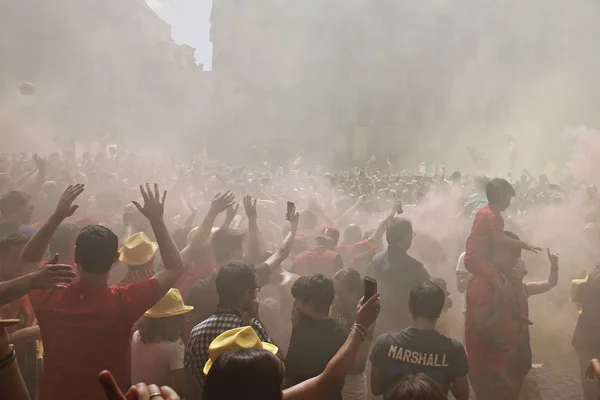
left=0, top=349, right=16, bottom=371
left=351, top=323, right=368, bottom=341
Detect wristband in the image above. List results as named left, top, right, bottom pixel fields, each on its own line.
left=352, top=323, right=368, bottom=341
left=0, top=348, right=16, bottom=371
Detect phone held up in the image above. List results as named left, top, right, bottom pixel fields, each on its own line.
left=286, top=201, right=296, bottom=221
left=363, top=276, right=377, bottom=302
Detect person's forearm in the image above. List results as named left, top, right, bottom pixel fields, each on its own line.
left=20, top=214, right=63, bottom=263
left=549, top=268, right=558, bottom=287
left=492, top=235, right=523, bottom=250
left=316, top=209, right=335, bottom=228
left=526, top=270, right=558, bottom=296
left=0, top=359, right=30, bottom=400
left=0, top=275, right=34, bottom=306
left=29, top=169, right=46, bottom=199
left=186, top=209, right=218, bottom=257
left=246, top=217, right=261, bottom=263
left=265, top=231, right=294, bottom=273
left=9, top=326, right=40, bottom=345
left=368, top=209, right=395, bottom=244
left=456, top=272, right=472, bottom=293
left=14, top=168, right=36, bottom=188
left=151, top=220, right=184, bottom=272
left=451, top=381, right=470, bottom=400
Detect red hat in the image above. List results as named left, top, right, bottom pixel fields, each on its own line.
left=320, top=226, right=340, bottom=245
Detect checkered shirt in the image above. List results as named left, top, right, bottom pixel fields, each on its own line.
left=184, top=307, right=272, bottom=394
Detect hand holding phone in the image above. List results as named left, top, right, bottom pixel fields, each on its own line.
left=364, top=276, right=377, bottom=302
left=286, top=201, right=296, bottom=221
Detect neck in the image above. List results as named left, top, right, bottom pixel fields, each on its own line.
left=77, top=272, right=108, bottom=285
left=411, top=317, right=437, bottom=330
left=303, top=310, right=330, bottom=320
left=219, top=303, right=244, bottom=313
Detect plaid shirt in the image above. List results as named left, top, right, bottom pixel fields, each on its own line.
left=184, top=307, right=272, bottom=394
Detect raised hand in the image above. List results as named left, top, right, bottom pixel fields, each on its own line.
left=355, top=293, right=381, bottom=329
left=289, top=211, right=300, bottom=233
left=33, top=154, right=46, bottom=172
left=30, top=258, right=76, bottom=290
left=132, top=183, right=167, bottom=223
left=54, top=184, right=85, bottom=219
left=243, top=195, right=258, bottom=220
left=586, top=359, right=600, bottom=380
left=209, top=191, right=235, bottom=215
left=547, top=248, right=559, bottom=269
left=99, top=370, right=181, bottom=400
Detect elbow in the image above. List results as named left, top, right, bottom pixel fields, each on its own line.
left=370, top=383, right=383, bottom=396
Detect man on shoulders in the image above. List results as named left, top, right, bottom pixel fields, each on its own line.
left=20, top=183, right=184, bottom=400
left=370, top=282, right=469, bottom=400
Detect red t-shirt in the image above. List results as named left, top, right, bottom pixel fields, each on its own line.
left=336, top=240, right=380, bottom=273
left=29, top=279, right=162, bottom=400
left=464, top=276, right=513, bottom=374
left=292, top=247, right=340, bottom=277
left=465, top=204, right=504, bottom=278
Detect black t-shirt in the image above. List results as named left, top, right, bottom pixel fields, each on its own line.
left=285, top=313, right=347, bottom=400
left=370, top=328, right=468, bottom=398
left=367, top=249, right=431, bottom=335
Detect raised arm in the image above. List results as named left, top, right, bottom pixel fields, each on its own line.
left=243, top=196, right=261, bottom=264
left=263, top=212, right=300, bottom=274
left=0, top=259, right=75, bottom=306
left=335, top=195, right=365, bottom=227
left=0, top=321, right=30, bottom=400
left=132, top=184, right=184, bottom=294
left=526, top=249, right=559, bottom=296
left=180, top=191, right=235, bottom=265
left=368, top=201, right=402, bottom=246
left=20, top=184, right=85, bottom=263
left=283, top=294, right=381, bottom=400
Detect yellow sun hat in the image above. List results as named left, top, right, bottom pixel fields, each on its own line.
left=203, top=326, right=278, bottom=375
left=119, top=232, right=158, bottom=267
left=144, top=288, right=194, bottom=318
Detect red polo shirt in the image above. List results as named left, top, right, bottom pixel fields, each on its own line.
left=465, top=276, right=513, bottom=374
left=29, top=279, right=162, bottom=400
left=465, top=204, right=505, bottom=278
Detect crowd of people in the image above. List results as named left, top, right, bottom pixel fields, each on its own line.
left=0, top=147, right=599, bottom=400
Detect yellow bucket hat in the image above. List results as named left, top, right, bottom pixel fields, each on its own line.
left=119, top=232, right=158, bottom=267
left=144, top=288, right=194, bottom=318
left=203, top=326, right=278, bottom=375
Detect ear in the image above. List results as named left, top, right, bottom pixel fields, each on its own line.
left=112, top=252, right=120, bottom=264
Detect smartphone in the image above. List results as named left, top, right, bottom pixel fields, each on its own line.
left=286, top=201, right=295, bottom=221
left=364, top=276, right=377, bottom=302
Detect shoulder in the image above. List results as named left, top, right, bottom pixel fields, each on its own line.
left=112, top=278, right=160, bottom=295
left=29, top=286, right=68, bottom=309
